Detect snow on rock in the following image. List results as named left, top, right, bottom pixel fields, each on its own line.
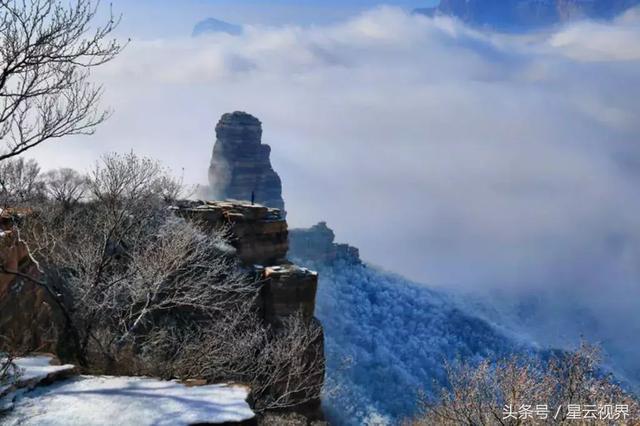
left=3, top=375, right=255, bottom=425
left=11, top=355, right=76, bottom=384
left=1, top=354, right=77, bottom=412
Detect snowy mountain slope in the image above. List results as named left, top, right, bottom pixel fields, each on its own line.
left=449, top=288, right=640, bottom=396
left=292, top=257, right=537, bottom=424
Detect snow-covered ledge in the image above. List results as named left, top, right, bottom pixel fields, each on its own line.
left=1, top=355, right=77, bottom=411
left=1, top=355, right=256, bottom=425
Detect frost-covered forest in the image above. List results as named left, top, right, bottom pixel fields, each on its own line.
left=290, top=257, right=531, bottom=424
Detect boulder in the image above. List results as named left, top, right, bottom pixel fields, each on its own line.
left=261, top=265, right=318, bottom=327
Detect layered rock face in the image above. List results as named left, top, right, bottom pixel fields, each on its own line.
left=174, top=200, right=288, bottom=267
left=174, top=200, right=320, bottom=326
left=289, top=222, right=361, bottom=266
left=209, top=112, right=286, bottom=216
left=174, top=200, right=324, bottom=415
left=261, top=265, right=318, bottom=327
left=0, top=211, right=72, bottom=358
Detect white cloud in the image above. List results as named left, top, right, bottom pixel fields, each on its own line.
left=549, top=6, right=640, bottom=61
left=28, top=7, right=640, bottom=321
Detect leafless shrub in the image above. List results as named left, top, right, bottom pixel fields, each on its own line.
left=252, top=315, right=325, bottom=412
left=141, top=301, right=265, bottom=381
left=408, top=343, right=639, bottom=425
left=156, top=171, right=195, bottom=203
left=0, top=0, right=123, bottom=161
left=0, top=157, right=45, bottom=206
left=43, top=168, right=88, bottom=207
left=88, top=152, right=166, bottom=214
left=260, top=411, right=328, bottom=426
left=0, top=336, right=20, bottom=391
left=88, top=152, right=190, bottom=214
left=152, top=311, right=325, bottom=412
left=16, top=152, right=324, bottom=410
left=18, top=153, right=249, bottom=364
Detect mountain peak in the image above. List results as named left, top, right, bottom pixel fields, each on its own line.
left=414, top=0, right=640, bottom=31
left=192, top=18, right=242, bottom=37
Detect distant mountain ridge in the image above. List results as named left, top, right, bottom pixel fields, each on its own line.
left=289, top=222, right=537, bottom=423
left=414, top=0, right=640, bottom=30
left=192, top=18, right=242, bottom=37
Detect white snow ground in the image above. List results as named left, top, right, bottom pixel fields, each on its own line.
left=1, top=355, right=76, bottom=411
left=1, top=356, right=255, bottom=425
left=11, top=355, right=76, bottom=383
left=3, top=376, right=255, bottom=425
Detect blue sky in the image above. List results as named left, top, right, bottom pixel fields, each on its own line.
left=110, top=0, right=438, bottom=37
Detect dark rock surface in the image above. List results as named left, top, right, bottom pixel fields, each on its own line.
left=0, top=211, right=74, bottom=360
left=174, top=200, right=321, bottom=326
left=173, top=200, right=324, bottom=416
left=174, top=200, right=288, bottom=267
left=414, top=0, right=640, bottom=30
left=289, top=222, right=361, bottom=266
left=208, top=112, right=286, bottom=216
left=261, top=265, right=318, bottom=327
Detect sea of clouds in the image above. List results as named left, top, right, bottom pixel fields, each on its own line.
left=29, top=4, right=640, bottom=390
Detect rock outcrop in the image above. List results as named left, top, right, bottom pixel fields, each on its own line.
left=173, top=200, right=320, bottom=327
left=209, top=112, right=286, bottom=216
left=174, top=200, right=288, bottom=267
left=261, top=265, right=318, bottom=327
left=173, top=200, right=325, bottom=416
left=289, top=222, right=361, bottom=266
left=0, top=211, right=73, bottom=359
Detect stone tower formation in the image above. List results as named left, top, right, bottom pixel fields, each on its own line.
left=208, top=111, right=286, bottom=215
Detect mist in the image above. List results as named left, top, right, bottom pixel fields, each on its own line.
left=27, top=6, right=640, bottom=359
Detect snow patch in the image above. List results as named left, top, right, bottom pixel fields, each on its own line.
left=3, top=375, right=255, bottom=425
left=1, top=355, right=76, bottom=413
left=12, top=355, right=75, bottom=383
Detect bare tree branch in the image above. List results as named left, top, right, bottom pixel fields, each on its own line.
left=0, top=0, right=123, bottom=161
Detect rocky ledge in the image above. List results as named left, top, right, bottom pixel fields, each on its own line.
left=173, top=200, right=288, bottom=267
left=173, top=201, right=320, bottom=328
left=289, top=222, right=361, bottom=266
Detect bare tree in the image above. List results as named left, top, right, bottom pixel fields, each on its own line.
left=22, top=153, right=253, bottom=367
left=88, top=152, right=188, bottom=214
left=43, top=167, right=87, bottom=207
left=0, top=0, right=123, bottom=161
left=252, top=314, right=325, bottom=412
left=0, top=336, right=20, bottom=392
left=0, top=157, right=44, bottom=206
left=409, top=343, right=639, bottom=425
left=152, top=311, right=325, bottom=412
left=16, top=152, right=324, bottom=411
left=156, top=171, right=195, bottom=204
